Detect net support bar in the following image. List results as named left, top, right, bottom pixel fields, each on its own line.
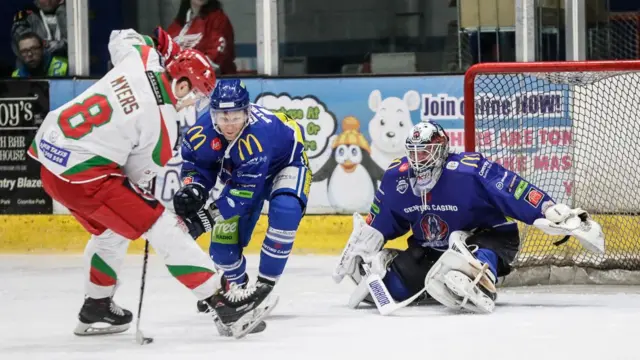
left=565, top=0, right=586, bottom=61
left=66, top=0, right=90, bottom=76
left=515, top=0, right=536, bottom=62
left=256, top=0, right=279, bottom=75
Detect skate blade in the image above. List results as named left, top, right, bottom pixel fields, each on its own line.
left=73, top=321, right=130, bottom=336
left=444, top=271, right=494, bottom=314
left=231, top=295, right=279, bottom=339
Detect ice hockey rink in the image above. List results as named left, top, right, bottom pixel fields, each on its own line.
left=3, top=254, right=640, bottom=360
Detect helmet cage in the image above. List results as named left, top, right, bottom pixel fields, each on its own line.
left=405, top=124, right=449, bottom=178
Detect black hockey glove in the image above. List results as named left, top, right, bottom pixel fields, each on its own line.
left=173, top=183, right=207, bottom=218
left=182, top=204, right=221, bottom=240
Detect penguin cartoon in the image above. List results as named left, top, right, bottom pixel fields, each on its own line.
left=314, top=116, right=385, bottom=213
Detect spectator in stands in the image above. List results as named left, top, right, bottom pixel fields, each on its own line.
left=13, top=32, right=68, bottom=78
left=168, top=0, right=237, bottom=75
left=12, top=0, right=68, bottom=61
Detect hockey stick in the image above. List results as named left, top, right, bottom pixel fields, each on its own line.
left=135, top=240, right=154, bottom=345
left=362, top=263, right=427, bottom=316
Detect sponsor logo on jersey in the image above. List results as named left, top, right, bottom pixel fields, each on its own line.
left=513, top=180, right=529, bottom=200
left=212, top=218, right=238, bottom=245
left=237, top=134, right=263, bottom=161
left=495, top=171, right=509, bottom=190
left=404, top=204, right=458, bottom=213
left=211, top=137, right=222, bottom=151
left=460, top=154, right=481, bottom=168
left=396, top=179, right=408, bottom=194
left=419, top=213, right=449, bottom=242
left=246, top=155, right=267, bottom=165
left=525, top=188, right=544, bottom=208
left=186, top=126, right=207, bottom=151
left=145, top=71, right=164, bottom=106
left=39, top=139, right=70, bottom=166
left=479, top=161, right=492, bottom=178
left=183, top=176, right=193, bottom=185
left=371, top=203, right=380, bottom=214
left=399, top=163, right=409, bottom=172
left=230, top=188, right=254, bottom=199
left=507, top=174, right=518, bottom=193
left=237, top=171, right=262, bottom=179
left=446, top=161, right=459, bottom=170
left=365, top=212, right=375, bottom=225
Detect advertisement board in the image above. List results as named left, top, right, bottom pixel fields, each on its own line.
left=0, top=80, right=52, bottom=214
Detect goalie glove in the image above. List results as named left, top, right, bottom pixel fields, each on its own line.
left=333, top=213, right=384, bottom=284
left=152, top=26, right=182, bottom=65
left=533, top=203, right=605, bottom=253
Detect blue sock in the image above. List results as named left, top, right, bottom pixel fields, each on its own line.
left=258, top=195, right=303, bottom=283
left=474, top=248, right=498, bottom=279
left=217, top=255, right=247, bottom=285
left=382, top=268, right=412, bottom=301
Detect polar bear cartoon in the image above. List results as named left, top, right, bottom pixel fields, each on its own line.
left=368, top=90, right=421, bottom=169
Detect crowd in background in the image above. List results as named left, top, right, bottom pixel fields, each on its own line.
left=6, top=0, right=237, bottom=79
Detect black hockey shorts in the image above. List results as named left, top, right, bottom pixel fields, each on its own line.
left=389, top=228, right=520, bottom=295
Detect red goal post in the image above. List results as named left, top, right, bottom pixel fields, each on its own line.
left=463, top=61, right=640, bottom=286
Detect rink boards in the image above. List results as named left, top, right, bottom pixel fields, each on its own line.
left=0, top=214, right=636, bottom=260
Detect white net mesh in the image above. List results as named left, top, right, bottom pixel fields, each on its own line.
left=468, top=62, right=640, bottom=286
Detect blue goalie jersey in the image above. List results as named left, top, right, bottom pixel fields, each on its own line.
left=368, top=152, right=556, bottom=249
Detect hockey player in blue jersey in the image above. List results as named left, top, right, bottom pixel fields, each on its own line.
left=173, top=79, right=311, bottom=323
left=333, top=120, right=605, bottom=314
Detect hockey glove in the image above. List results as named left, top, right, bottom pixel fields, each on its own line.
left=173, top=183, right=208, bottom=218
left=152, top=26, right=182, bottom=65
left=183, top=204, right=222, bottom=240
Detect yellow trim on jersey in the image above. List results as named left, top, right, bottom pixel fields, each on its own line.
left=275, top=112, right=309, bottom=166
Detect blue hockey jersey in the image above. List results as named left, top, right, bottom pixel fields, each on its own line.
left=180, top=110, right=227, bottom=191
left=368, top=152, right=556, bottom=249
left=181, top=103, right=309, bottom=220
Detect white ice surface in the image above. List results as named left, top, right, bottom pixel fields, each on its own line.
left=2, top=254, right=640, bottom=360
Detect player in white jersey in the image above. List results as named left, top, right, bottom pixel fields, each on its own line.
left=27, top=29, right=267, bottom=338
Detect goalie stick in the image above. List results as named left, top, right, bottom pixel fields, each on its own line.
left=361, top=263, right=427, bottom=316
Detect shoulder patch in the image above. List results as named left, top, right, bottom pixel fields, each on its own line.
left=387, top=158, right=403, bottom=170
left=446, top=161, right=459, bottom=170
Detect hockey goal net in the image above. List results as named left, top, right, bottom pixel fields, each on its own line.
left=464, top=61, right=640, bottom=286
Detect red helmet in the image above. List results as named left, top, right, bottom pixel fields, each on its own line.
left=166, top=49, right=217, bottom=96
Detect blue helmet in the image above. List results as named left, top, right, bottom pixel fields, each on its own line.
left=209, top=79, right=250, bottom=112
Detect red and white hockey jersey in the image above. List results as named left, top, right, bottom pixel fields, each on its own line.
left=28, top=29, right=179, bottom=185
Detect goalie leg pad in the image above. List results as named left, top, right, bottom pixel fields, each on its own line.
left=425, top=234, right=497, bottom=314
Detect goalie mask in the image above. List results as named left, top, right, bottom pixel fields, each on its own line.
left=405, top=121, right=450, bottom=195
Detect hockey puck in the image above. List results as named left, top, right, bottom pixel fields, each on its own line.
left=136, top=330, right=154, bottom=345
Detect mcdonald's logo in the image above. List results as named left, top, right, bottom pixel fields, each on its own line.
left=186, top=126, right=207, bottom=151
left=460, top=154, right=481, bottom=168
left=238, top=134, right=263, bottom=161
